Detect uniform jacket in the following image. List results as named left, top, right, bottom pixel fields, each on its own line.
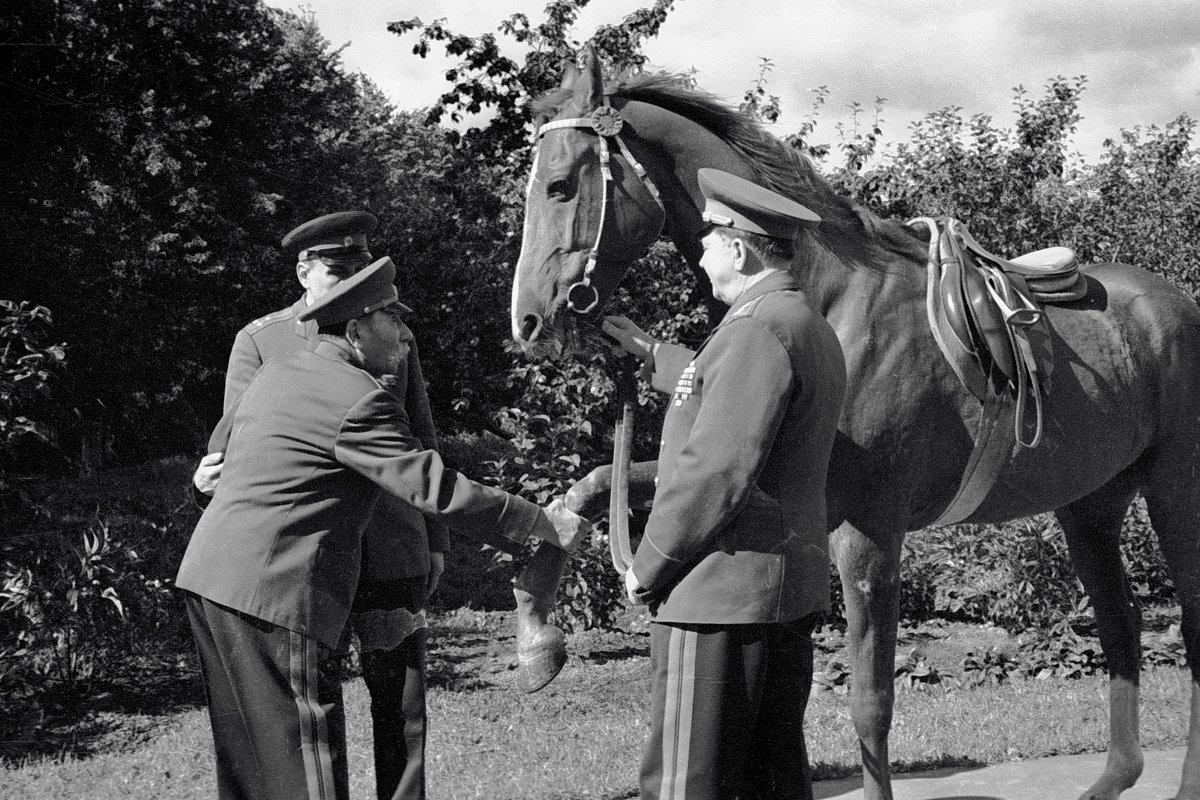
left=178, top=341, right=546, bottom=648
left=222, top=294, right=449, bottom=582
left=631, top=271, right=846, bottom=624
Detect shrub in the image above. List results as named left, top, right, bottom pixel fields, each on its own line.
left=0, top=459, right=197, bottom=707
left=0, top=300, right=66, bottom=491
left=896, top=498, right=1173, bottom=632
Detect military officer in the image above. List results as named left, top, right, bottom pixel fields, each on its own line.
left=177, top=256, right=589, bottom=800
left=601, top=169, right=847, bottom=800
left=192, top=210, right=448, bottom=800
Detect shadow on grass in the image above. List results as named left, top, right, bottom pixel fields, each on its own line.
left=0, top=653, right=206, bottom=766
left=424, top=619, right=518, bottom=692
left=813, top=755, right=993, bottom=799
left=577, top=643, right=650, bottom=664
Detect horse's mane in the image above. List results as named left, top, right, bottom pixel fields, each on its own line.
left=535, top=72, right=926, bottom=273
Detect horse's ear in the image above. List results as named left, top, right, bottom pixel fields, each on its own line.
left=575, top=45, right=605, bottom=109
left=558, top=58, right=580, bottom=89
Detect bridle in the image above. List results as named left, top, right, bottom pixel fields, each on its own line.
left=534, top=99, right=663, bottom=575
left=536, top=100, right=665, bottom=315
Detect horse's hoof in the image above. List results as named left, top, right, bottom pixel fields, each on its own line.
left=516, top=628, right=567, bottom=693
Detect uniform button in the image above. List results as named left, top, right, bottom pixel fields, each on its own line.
left=654, top=477, right=659, bottom=486
left=659, top=439, right=665, bottom=448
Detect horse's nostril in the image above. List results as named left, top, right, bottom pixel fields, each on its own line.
left=547, top=176, right=573, bottom=200
left=519, top=314, right=542, bottom=343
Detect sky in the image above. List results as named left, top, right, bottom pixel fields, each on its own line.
left=265, top=0, right=1200, bottom=162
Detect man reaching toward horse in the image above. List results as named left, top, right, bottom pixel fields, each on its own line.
left=601, top=168, right=846, bottom=800
left=177, top=256, right=590, bottom=800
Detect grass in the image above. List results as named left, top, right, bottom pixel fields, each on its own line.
left=1, top=608, right=1191, bottom=800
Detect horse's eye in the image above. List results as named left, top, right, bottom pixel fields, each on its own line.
left=546, top=175, right=574, bottom=201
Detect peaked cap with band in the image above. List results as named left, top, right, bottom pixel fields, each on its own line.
left=282, top=210, right=378, bottom=264
left=698, top=168, right=821, bottom=240
left=297, top=256, right=411, bottom=326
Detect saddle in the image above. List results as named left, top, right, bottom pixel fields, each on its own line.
left=926, top=218, right=1085, bottom=445
left=913, top=217, right=1085, bottom=525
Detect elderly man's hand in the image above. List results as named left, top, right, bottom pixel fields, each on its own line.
left=539, top=497, right=591, bottom=553
left=192, top=451, right=224, bottom=496
left=624, top=568, right=645, bottom=606
left=601, top=315, right=659, bottom=362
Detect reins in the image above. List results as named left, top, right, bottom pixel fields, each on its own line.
left=536, top=100, right=659, bottom=574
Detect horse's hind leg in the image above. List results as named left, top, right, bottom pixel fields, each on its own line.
left=1144, top=465, right=1200, bottom=800
left=831, top=520, right=904, bottom=800
left=1056, top=476, right=1143, bottom=800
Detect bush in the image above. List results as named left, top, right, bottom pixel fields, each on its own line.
left=895, top=497, right=1173, bottom=632
left=0, top=300, right=66, bottom=490
left=0, top=459, right=197, bottom=707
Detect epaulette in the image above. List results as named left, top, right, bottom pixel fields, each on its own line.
left=718, top=295, right=767, bottom=329
left=243, top=306, right=295, bottom=333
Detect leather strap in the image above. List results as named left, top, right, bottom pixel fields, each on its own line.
left=608, top=360, right=639, bottom=574
left=933, top=384, right=1016, bottom=525
left=608, top=398, right=635, bottom=573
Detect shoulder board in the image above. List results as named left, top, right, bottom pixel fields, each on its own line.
left=243, top=306, right=294, bottom=333
left=719, top=295, right=767, bottom=328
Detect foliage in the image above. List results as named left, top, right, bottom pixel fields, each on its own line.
left=0, top=517, right=185, bottom=701
left=899, top=516, right=1084, bottom=631
left=811, top=75, right=1200, bottom=301
left=894, top=499, right=1171, bottom=633
left=893, top=648, right=947, bottom=692
left=2, top=0, right=421, bottom=460
left=0, top=301, right=65, bottom=487
left=0, top=459, right=197, bottom=712
left=390, top=0, right=677, bottom=157
left=960, top=647, right=1022, bottom=687
left=1017, top=615, right=1106, bottom=680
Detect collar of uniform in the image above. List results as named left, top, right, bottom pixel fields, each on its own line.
left=314, top=338, right=356, bottom=364
left=292, top=294, right=311, bottom=335
left=721, top=271, right=801, bottom=323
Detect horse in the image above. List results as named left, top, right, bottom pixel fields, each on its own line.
left=510, top=51, right=1200, bottom=800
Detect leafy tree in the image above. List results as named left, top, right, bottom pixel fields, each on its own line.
left=1, top=0, right=410, bottom=459
left=390, top=0, right=676, bottom=157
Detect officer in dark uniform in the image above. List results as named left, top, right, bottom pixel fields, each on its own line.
left=177, top=256, right=589, bottom=800
left=192, top=211, right=448, bottom=800
left=602, top=169, right=847, bottom=800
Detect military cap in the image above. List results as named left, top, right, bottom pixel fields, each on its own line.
left=698, top=168, right=820, bottom=239
left=282, top=210, right=378, bottom=263
left=297, top=256, right=412, bottom=326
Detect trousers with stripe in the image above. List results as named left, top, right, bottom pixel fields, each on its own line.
left=640, top=614, right=818, bottom=800
left=185, top=593, right=349, bottom=800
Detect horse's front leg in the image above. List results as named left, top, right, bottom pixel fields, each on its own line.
left=512, top=460, right=658, bottom=692
left=830, top=520, right=904, bottom=800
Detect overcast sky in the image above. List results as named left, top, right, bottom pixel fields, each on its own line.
left=266, top=0, right=1200, bottom=162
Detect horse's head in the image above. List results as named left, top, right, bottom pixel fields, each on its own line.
left=511, top=49, right=666, bottom=358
